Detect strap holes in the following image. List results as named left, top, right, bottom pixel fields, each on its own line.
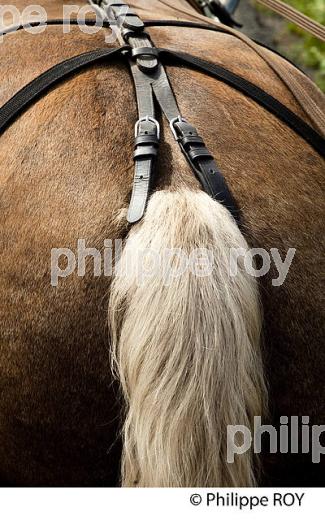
left=210, top=169, right=215, bottom=174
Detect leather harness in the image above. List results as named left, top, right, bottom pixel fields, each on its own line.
left=0, top=1, right=324, bottom=226
left=90, top=1, right=241, bottom=223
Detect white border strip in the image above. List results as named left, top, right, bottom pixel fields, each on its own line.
left=0, top=487, right=323, bottom=519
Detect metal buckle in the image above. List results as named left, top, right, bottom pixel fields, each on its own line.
left=170, top=116, right=188, bottom=141
left=135, top=116, right=160, bottom=139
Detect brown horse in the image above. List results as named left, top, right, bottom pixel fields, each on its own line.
left=0, top=0, right=324, bottom=486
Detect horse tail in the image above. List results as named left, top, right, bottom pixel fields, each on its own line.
left=109, top=188, right=267, bottom=486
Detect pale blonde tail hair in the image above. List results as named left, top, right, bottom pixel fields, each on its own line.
left=109, top=188, right=267, bottom=487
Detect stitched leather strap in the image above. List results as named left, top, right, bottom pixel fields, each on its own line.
left=127, top=70, right=159, bottom=223
left=127, top=63, right=159, bottom=223
left=0, top=47, right=124, bottom=136
left=158, top=0, right=325, bottom=135
left=159, top=49, right=325, bottom=158
left=171, top=118, right=239, bottom=216
left=148, top=66, right=241, bottom=221
left=92, top=0, right=161, bottom=223
left=129, top=116, right=160, bottom=223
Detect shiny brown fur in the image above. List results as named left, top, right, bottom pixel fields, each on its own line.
left=0, top=0, right=324, bottom=485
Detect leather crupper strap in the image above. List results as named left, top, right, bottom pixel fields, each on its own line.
left=90, top=1, right=160, bottom=222
left=170, top=117, right=239, bottom=214
left=90, top=0, right=240, bottom=224
left=130, top=113, right=160, bottom=223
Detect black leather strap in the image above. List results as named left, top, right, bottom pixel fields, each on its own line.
left=127, top=62, right=160, bottom=223
left=158, top=49, right=325, bottom=158
left=132, top=57, right=241, bottom=222
left=0, top=17, right=307, bottom=75
left=171, top=118, right=239, bottom=217
left=92, top=0, right=161, bottom=223
left=0, top=46, right=125, bottom=137
left=143, top=20, right=308, bottom=74
left=125, top=58, right=160, bottom=222
left=129, top=115, right=160, bottom=223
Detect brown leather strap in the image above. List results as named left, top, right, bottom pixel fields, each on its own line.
left=159, top=0, right=325, bottom=136
left=187, top=0, right=325, bottom=41
left=255, top=0, right=325, bottom=42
